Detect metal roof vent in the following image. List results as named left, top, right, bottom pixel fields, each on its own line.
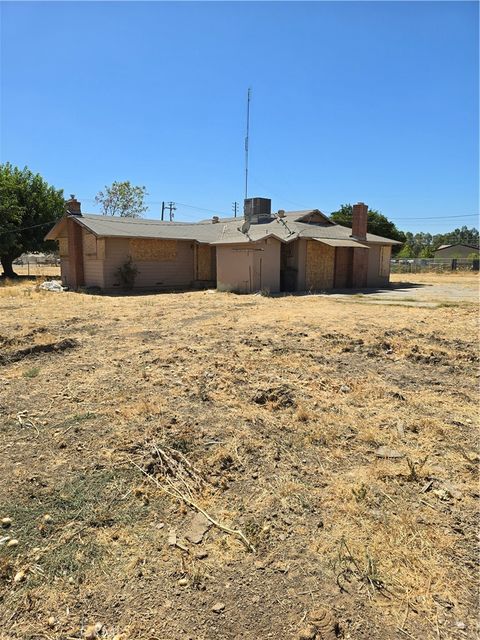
left=212, top=216, right=219, bottom=224
left=277, top=209, right=286, bottom=218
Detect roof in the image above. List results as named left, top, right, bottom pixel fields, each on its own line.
left=435, top=243, right=479, bottom=251
left=45, top=210, right=402, bottom=246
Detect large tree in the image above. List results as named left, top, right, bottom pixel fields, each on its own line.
left=330, top=204, right=406, bottom=250
left=0, top=163, right=64, bottom=278
left=95, top=181, right=148, bottom=218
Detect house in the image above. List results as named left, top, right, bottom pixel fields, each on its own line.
left=434, top=244, right=479, bottom=260
left=45, top=196, right=401, bottom=293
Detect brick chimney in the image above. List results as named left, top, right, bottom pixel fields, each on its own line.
left=65, top=194, right=81, bottom=216
left=351, top=202, right=368, bottom=240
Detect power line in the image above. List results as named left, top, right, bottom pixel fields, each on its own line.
left=389, top=214, right=479, bottom=221
left=0, top=219, right=59, bottom=237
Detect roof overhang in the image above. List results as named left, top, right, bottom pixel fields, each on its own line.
left=44, top=215, right=69, bottom=241
left=313, top=238, right=370, bottom=249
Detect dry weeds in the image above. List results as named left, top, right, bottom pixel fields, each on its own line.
left=0, top=274, right=478, bottom=639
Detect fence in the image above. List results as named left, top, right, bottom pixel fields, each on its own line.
left=10, top=255, right=60, bottom=278
left=391, top=258, right=479, bottom=274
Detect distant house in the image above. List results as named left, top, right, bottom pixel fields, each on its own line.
left=434, top=244, right=479, bottom=260
left=45, top=196, right=401, bottom=293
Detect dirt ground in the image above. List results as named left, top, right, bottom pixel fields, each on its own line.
left=0, top=273, right=478, bottom=640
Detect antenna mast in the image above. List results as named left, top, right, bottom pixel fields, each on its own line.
left=244, top=87, right=251, bottom=201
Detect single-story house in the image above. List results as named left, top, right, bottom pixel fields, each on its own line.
left=45, top=196, right=401, bottom=293
left=434, top=244, right=479, bottom=260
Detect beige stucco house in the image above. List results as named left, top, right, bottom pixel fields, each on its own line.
left=46, top=196, right=401, bottom=293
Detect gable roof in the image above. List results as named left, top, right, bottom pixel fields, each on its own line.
left=435, top=243, right=479, bottom=251
left=45, top=210, right=402, bottom=246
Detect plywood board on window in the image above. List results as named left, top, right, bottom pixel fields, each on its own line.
left=58, top=237, right=69, bottom=257
left=130, top=239, right=177, bottom=261
left=379, top=245, right=391, bottom=276
left=306, top=240, right=334, bottom=290
left=83, top=232, right=97, bottom=257
left=196, top=244, right=214, bottom=280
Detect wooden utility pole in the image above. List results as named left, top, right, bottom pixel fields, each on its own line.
left=161, top=201, right=176, bottom=221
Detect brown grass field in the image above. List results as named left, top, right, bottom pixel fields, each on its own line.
left=0, top=274, right=478, bottom=639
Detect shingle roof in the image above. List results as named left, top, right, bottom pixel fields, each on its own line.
left=46, top=211, right=402, bottom=245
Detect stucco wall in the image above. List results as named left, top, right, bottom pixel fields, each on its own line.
left=103, top=238, right=194, bottom=289
left=216, top=238, right=280, bottom=293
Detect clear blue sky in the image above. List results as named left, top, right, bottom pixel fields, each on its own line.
left=1, top=1, right=478, bottom=233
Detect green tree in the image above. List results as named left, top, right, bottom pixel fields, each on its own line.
left=330, top=204, right=406, bottom=250
left=95, top=181, right=148, bottom=218
left=0, top=163, right=64, bottom=278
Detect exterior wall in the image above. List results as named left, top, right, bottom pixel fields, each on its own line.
left=305, top=240, right=335, bottom=290
left=296, top=239, right=307, bottom=290
left=334, top=247, right=353, bottom=288
left=352, top=247, right=369, bottom=288
left=103, top=238, right=194, bottom=289
left=57, top=233, right=70, bottom=286
left=195, top=244, right=216, bottom=283
left=82, top=229, right=104, bottom=288
left=434, top=245, right=479, bottom=259
left=67, top=216, right=84, bottom=288
left=216, top=237, right=280, bottom=293
left=366, top=244, right=391, bottom=287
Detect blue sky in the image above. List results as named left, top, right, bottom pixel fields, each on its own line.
left=1, top=1, right=478, bottom=233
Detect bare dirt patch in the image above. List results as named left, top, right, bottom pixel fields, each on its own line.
left=0, top=275, right=478, bottom=639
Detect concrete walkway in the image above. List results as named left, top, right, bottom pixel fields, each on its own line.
left=317, top=280, right=479, bottom=306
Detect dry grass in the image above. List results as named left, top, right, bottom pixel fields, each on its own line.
left=0, top=274, right=478, bottom=639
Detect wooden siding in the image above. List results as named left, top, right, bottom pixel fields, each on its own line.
left=305, top=241, right=335, bottom=290
left=103, top=238, right=194, bottom=288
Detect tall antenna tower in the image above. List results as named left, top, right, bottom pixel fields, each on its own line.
left=244, top=87, right=251, bottom=202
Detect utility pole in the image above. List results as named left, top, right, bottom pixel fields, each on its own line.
left=244, top=87, right=251, bottom=202
left=166, top=201, right=176, bottom=221
left=161, top=201, right=176, bottom=221
left=232, top=201, right=238, bottom=218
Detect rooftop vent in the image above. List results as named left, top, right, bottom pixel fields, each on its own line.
left=212, top=216, right=219, bottom=224
left=277, top=209, right=286, bottom=218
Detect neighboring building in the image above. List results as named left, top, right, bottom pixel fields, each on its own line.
left=434, top=244, right=479, bottom=260
left=45, top=196, right=401, bottom=293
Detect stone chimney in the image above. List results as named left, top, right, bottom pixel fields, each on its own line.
left=351, top=202, right=368, bottom=240
left=65, top=194, right=81, bottom=216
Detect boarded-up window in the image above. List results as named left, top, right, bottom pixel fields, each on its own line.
left=83, top=233, right=104, bottom=260
left=379, top=246, right=391, bottom=276
left=306, top=241, right=335, bottom=289
left=196, top=244, right=214, bottom=280
left=84, top=232, right=97, bottom=257
left=129, top=239, right=177, bottom=261
left=58, top=237, right=68, bottom=257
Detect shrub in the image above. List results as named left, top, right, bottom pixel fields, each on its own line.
left=116, top=257, right=138, bottom=289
